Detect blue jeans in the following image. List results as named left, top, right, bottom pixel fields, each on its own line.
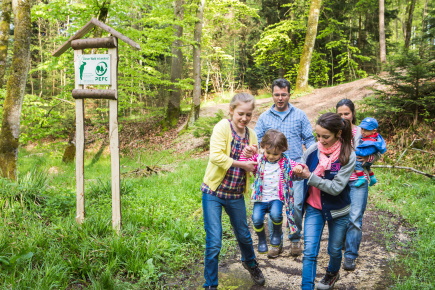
left=288, top=179, right=304, bottom=242
left=301, top=205, right=349, bottom=290
left=202, top=193, right=256, bottom=288
left=252, top=200, right=283, bottom=229
left=345, top=180, right=369, bottom=259
left=355, top=159, right=373, bottom=171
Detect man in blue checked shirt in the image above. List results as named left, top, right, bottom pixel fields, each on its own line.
left=255, top=78, right=315, bottom=258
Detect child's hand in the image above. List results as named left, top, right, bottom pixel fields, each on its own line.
left=293, top=164, right=304, bottom=174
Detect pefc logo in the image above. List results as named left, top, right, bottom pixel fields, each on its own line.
left=95, top=62, right=108, bottom=76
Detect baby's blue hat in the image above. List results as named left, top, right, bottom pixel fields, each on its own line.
left=359, top=117, right=378, bottom=130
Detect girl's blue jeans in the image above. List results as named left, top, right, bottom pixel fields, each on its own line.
left=301, top=205, right=349, bottom=290
left=252, top=200, right=283, bottom=229
left=202, top=193, right=256, bottom=288
left=345, top=180, right=369, bottom=259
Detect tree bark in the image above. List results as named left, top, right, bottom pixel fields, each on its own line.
left=379, top=0, right=386, bottom=65
left=0, top=0, right=32, bottom=180
left=0, top=0, right=12, bottom=89
left=165, top=0, right=184, bottom=128
left=404, top=0, right=417, bottom=49
left=295, top=0, right=322, bottom=92
left=188, top=0, right=205, bottom=128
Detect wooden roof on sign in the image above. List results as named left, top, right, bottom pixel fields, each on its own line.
left=52, top=18, right=140, bottom=57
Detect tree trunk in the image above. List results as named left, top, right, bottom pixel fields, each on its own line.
left=404, top=0, right=416, bottom=49
left=0, top=0, right=12, bottom=89
left=188, top=0, right=205, bottom=128
left=295, top=0, right=322, bottom=92
left=165, top=0, right=184, bottom=128
left=379, top=0, right=386, bottom=65
left=0, top=0, right=32, bottom=180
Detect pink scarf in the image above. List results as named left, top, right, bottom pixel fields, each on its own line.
left=314, top=140, right=341, bottom=177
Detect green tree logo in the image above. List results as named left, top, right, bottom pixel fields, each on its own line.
left=95, top=62, right=108, bottom=76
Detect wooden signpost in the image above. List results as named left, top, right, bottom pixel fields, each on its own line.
left=52, top=18, right=140, bottom=232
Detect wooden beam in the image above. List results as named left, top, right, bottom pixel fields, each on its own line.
left=72, top=89, right=117, bottom=100
left=90, top=18, right=141, bottom=50
left=71, top=37, right=117, bottom=49
left=108, top=41, right=121, bottom=233
left=74, top=50, right=85, bottom=224
left=52, top=19, right=96, bottom=57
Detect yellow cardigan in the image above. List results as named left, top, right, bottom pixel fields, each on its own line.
left=202, top=119, right=258, bottom=194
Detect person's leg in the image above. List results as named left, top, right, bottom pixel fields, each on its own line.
left=288, top=179, right=304, bottom=256
left=202, top=193, right=223, bottom=288
left=344, top=180, right=369, bottom=266
left=226, top=198, right=265, bottom=286
left=354, top=160, right=366, bottom=187
left=252, top=202, right=268, bottom=253
left=269, top=199, right=283, bottom=246
left=301, top=205, right=325, bottom=290
left=225, top=198, right=256, bottom=263
left=316, top=214, right=349, bottom=290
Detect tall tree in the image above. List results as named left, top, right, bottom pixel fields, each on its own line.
left=295, top=0, right=322, bottom=92
left=404, top=0, right=417, bottom=49
left=379, top=0, right=386, bottom=64
left=0, top=0, right=12, bottom=89
left=165, top=0, right=184, bottom=128
left=188, top=0, right=205, bottom=127
left=0, top=0, right=32, bottom=180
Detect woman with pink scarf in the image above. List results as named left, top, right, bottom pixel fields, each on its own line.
left=295, top=113, right=355, bottom=290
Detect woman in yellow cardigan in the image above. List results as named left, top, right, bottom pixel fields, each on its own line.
left=201, top=93, right=265, bottom=289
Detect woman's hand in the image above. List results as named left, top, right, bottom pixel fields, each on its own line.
left=242, top=144, right=258, bottom=158
left=242, top=161, right=258, bottom=172
left=294, top=164, right=311, bottom=179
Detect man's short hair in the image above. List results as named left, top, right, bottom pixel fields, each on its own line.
left=272, top=78, right=291, bottom=92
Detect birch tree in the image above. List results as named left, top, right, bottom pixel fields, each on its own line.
left=0, top=0, right=32, bottom=179
left=379, top=0, right=386, bottom=64
left=295, top=0, right=322, bottom=92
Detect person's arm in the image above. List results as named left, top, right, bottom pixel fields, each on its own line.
left=301, top=114, right=315, bottom=148
left=299, top=153, right=356, bottom=196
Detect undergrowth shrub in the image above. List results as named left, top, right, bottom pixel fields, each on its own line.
left=191, top=110, right=225, bottom=149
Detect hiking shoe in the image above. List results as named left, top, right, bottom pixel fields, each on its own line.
left=267, top=243, right=283, bottom=259
left=242, top=261, right=266, bottom=286
left=204, top=287, right=217, bottom=290
left=316, top=271, right=340, bottom=289
left=343, top=257, right=356, bottom=271
left=290, top=241, right=302, bottom=256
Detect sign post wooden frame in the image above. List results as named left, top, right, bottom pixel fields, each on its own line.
left=53, top=19, right=140, bottom=232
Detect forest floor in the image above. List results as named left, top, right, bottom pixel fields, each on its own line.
left=159, top=77, right=413, bottom=289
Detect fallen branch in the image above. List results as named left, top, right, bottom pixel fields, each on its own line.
left=411, top=148, right=435, bottom=155
left=371, top=165, right=435, bottom=179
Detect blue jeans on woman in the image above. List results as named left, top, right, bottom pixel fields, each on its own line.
left=252, top=199, right=283, bottom=229
left=301, top=205, right=349, bottom=290
left=345, top=180, right=369, bottom=259
left=202, top=193, right=256, bottom=288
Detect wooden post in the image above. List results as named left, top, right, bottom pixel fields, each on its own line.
left=74, top=49, right=85, bottom=224
left=109, top=39, right=121, bottom=232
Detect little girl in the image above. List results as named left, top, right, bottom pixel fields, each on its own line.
left=201, top=93, right=265, bottom=289
left=241, top=129, right=303, bottom=259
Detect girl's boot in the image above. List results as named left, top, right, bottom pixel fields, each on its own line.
left=254, top=226, right=268, bottom=254
left=270, top=221, right=283, bottom=247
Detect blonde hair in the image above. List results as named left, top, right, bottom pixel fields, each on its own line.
left=229, top=93, right=255, bottom=115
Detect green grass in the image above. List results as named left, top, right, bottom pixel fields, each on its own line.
left=0, top=147, right=213, bottom=289
left=370, top=168, right=435, bottom=289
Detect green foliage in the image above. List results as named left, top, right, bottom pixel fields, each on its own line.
left=191, top=110, right=225, bottom=149
left=371, top=170, right=435, bottom=289
left=365, top=49, right=435, bottom=125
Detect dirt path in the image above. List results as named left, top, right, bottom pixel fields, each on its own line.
left=180, top=78, right=410, bottom=289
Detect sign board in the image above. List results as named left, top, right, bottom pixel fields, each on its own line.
left=76, top=54, right=111, bottom=85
